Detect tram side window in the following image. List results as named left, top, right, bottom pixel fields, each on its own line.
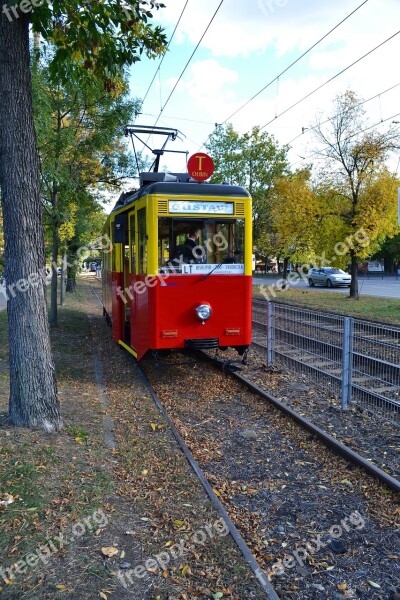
left=129, top=214, right=136, bottom=273
left=102, top=228, right=109, bottom=272
left=111, top=220, right=117, bottom=272
left=158, top=218, right=170, bottom=268
left=137, top=208, right=147, bottom=273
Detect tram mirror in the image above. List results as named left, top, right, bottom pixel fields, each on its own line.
left=114, top=214, right=127, bottom=243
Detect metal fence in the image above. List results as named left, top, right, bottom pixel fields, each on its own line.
left=267, top=302, right=400, bottom=426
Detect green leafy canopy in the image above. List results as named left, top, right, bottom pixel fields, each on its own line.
left=13, top=1, right=167, bottom=82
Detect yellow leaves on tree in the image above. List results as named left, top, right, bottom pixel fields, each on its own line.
left=353, top=168, right=400, bottom=254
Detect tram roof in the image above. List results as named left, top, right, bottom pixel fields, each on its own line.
left=111, top=173, right=251, bottom=213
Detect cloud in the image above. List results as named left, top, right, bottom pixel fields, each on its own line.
left=178, top=60, right=238, bottom=107
left=134, top=0, right=400, bottom=173
left=153, top=0, right=397, bottom=58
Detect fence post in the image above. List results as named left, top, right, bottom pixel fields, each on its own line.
left=267, top=301, right=275, bottom=367
left=341, top=316, right=354, bottom=410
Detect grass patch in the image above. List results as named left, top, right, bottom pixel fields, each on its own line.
left=253, top=285, right=400, bottom=325
left=0, top=281, right=115, bottom=598
left=64, top=426, right=90, bottom=441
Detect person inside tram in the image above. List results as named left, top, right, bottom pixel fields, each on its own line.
left=171, top=226, right=204, bottom=265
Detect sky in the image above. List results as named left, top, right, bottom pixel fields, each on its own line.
left=122, top=0, right=400, bottom=183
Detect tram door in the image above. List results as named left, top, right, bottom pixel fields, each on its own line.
left=127, top=210, right=136, bottom=344
left=131, top=207, right=148, bottom=357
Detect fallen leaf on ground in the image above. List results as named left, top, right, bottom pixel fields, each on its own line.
left=101, top=546, right=118, bottom=558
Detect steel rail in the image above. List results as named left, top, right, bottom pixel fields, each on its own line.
left=251, top=305, right=400, bottom=421
left=90, top=283, right=279, bottom=597
left=200, top=352, right=400, bottom=495
left=134, top=363, right=280, bottom=599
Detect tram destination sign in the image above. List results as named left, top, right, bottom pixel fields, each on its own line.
left=169, top=200, right=234, bottom=215
left=181, top=263, right=244, bottom=274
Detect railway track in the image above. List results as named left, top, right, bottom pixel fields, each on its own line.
left=140, top=352, right=400, bottom=599
left=250, top=297, right=400, bottom=478
left=252, top=298, right=400, bottom=354
left=203, top=351, right=400, bottom=495
left=251, top=316, right=400, bottom=403
left=135, top=362, right=280, bottom=600
left=90, top=284, right=399, bottom=597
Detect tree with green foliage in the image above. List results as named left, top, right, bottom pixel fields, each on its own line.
left=265, top=169, right=320, bottom=279
left=313, top=91, right=400, bottom=298
left=373, top=232, right=400, bottom=272
left=205, top=124, right=290, bottom=250
left=63, top=202, right=106, bottom=293
left=33, top=57, right=140, bottom=326
left=0, top=1, right=166, bottom=431
left=313, top=169, right=400, bottom=281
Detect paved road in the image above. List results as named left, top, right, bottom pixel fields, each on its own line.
left=252, top=274, right=400, bottom=299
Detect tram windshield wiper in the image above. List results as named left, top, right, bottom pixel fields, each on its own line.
left=200, top=263, right=223, bottom=280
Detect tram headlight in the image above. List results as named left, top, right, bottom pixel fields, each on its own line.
left=195, top=304, right=212, bottom=322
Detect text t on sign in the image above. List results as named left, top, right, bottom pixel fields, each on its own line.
left=187, top=153, right=215, bottom=181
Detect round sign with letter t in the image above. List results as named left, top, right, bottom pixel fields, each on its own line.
left=187, top=153, right=215, bottom=181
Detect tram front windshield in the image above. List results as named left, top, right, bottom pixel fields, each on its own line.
left=158, top=218, right=245, bottom=274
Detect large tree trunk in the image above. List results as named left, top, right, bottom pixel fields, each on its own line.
left=0, top=10, right=62, bottom=431
left=349, top=249, right=359, bottom=299
left=66, top=243, right=78, bottom=293
left=282, top=256, right=289, bottom=281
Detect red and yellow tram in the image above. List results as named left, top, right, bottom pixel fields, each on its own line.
left=102, top=165, right=252, bottom=361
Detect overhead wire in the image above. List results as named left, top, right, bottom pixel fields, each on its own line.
left=140, top=112, right=216, bottom=125
left=198, top=0, right=372, bottom=151
left=354, top=110, right=400, bottom=135
left=286, top=81, right=400, bottom=146
left=221, top=0, right=370, bottom=125
left=137, top=0, right=399, bottom=178
left=289, top=110, right=400, bottom=168
left=148, top=0, right=225, bottom=131
left=259, top=28, right=400, bottom=131
left=141, top=0, right=190, bottom=107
